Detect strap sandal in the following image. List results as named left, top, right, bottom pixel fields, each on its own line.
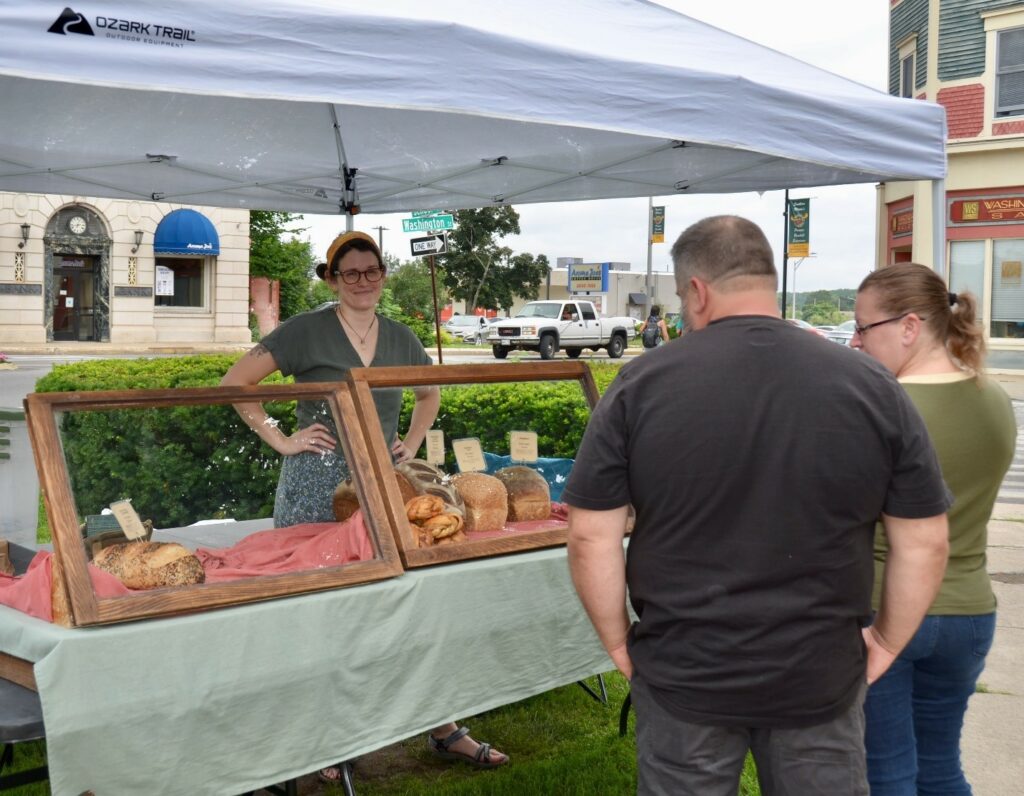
left=427, top=725, right=508, bottom=769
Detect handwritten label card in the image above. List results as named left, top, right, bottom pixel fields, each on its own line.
left=109, top=500, right=148, bottom=540
left=452, top=437, right=486, bottom=472
left=425, top=429, right=445, bottom=465
left=509, top=430, right=539, bottom=462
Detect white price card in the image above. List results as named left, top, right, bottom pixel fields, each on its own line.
left=425, top=429, right=445, bottom=465
left=452, top=437, right=486, bottom=472
left=109, top=500, right=148, bottom=540
left=509, top=430, right=538, bottom=462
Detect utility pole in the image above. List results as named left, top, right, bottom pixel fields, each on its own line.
left=372, top=225, right=388, bottom=254
left=780, top=189, right=789, bottom=318
left=645, top=197, right=653, bottom=318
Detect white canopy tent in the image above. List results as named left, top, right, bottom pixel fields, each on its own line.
left=1, top=1, right=944, bottom=238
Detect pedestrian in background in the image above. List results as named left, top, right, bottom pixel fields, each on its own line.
left=639, top=305, right=670, bottom=349
left=854, top=263, right=1015, bottom=796
left=564, top=215, right=950, bottom=795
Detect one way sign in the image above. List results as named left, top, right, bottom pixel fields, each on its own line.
left=410, top=234, right=447, bottom=257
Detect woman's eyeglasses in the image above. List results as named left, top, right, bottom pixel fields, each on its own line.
left=853, top=313, right=924, bottom=336
left=336, top=266, right=385, bottom=285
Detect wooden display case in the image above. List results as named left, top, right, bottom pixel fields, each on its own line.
left=347, top=361, right=600, bottom=567
left=23, top=382, right=404, bottom=626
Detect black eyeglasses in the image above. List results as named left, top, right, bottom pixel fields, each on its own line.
left=336, top=266, right=385, bottom=284
left=853, top=313, right=924, bottom=336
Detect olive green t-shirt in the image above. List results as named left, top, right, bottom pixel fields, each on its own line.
left=261, top=304, right=432, bottom=444
left=872, top=374, right=1016, bottom=614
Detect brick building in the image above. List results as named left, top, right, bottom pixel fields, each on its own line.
left=882, top=0, right=1024, bottom=369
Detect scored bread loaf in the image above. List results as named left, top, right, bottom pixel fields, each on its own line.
left=451, top=472, right=508, bottom=532
left=495, top=466, right=551, bottom=521
left=92, top=541, right=205, bottom=589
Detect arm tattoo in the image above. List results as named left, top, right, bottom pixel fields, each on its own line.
left=251, top=343, right=271, bottom=358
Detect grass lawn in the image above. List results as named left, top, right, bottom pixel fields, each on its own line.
left=4, top=675, right=762, bottom=795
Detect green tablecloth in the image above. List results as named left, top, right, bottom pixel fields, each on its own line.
left=0, top=547, right=610, bottom=795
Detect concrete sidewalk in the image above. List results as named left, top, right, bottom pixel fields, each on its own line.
left=961, top=505, right=1024, bottom=796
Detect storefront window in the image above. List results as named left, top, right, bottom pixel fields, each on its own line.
left=155, top=258, right=204, bottom=308
left=990, top=238, right=1024, bottom=339
left=949, top=241, right=985, bottom=323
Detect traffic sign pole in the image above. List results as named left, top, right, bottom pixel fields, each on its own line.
left=429, top=254, right=443, bottom=364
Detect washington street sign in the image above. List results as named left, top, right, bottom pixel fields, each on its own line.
left=402, top=214, right=454, bottom=233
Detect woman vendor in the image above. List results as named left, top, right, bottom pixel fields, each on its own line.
left=221, top=231, right=509, bottom=780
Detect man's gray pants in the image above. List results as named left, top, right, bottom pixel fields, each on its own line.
left=631, top=674, right=868, bottom=796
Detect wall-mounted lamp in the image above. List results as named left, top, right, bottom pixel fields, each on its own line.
left=18, top=223, right=30, bottom=249
left=131, top=229, right=143, bottom=253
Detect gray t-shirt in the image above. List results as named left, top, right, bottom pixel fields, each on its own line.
left=563, top=315, right=951, bottom=728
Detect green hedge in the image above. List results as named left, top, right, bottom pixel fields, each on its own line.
left=36, top=358, right=293, bottom=526
left=34, top=357, right=623, bottom=526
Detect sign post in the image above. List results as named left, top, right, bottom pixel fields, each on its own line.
left=404, top=212, right=455, bottom=362
left=428, top=254, right=443, bottom=364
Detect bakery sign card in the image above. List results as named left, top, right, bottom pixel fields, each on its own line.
left=452, top=437, right=486, bottom=472
left=109, top=499, right=148, bottom=540
left=425, top=429, right=445, bottom=465
left=509, top=431, right=538, bottom=463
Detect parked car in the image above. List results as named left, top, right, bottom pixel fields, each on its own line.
left=460, top=316, right=505, bottom=343
left=443, top=314, right=491, bottom=338
left=787, top=318, right=827, bottom=337
left=826, top=319, right=856, bottom=346
left=815, top=325, right=836, bottom=333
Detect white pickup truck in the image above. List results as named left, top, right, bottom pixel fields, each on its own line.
left=486, top=300, right=635, bottom=360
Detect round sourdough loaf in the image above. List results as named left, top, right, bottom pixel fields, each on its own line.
left=495, top=466, right=551, bottom=521
left=451, top=472, right=508, bottom=532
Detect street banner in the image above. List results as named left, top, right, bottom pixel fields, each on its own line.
left=787, top=198, right=810, bottom=257
left=651, top=205, right=665, bottom=243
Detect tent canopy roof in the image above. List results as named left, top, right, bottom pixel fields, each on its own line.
left=0, top=0, right=946, bottom=214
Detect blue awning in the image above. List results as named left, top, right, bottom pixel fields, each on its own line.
left=153, top=209, right=220, bottom=255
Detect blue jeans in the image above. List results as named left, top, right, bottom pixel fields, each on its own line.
left=864, top=613, right=996, bottom=796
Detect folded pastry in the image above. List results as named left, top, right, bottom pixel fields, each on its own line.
left=406, top=494, right=446, bottom=523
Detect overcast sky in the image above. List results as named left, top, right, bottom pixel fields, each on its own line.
left=301, top=1, right=893, bottom=294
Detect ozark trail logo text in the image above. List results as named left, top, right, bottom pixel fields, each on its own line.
left=48, top=7, right=196, bottom=44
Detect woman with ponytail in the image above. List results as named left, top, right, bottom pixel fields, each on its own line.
left=853, top=263, right=1016, bottom=795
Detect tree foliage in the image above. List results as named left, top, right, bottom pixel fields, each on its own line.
left=249, top=210, right=323, bottom=321
left=440, top=207, right=550, bottom=313
left=385, top=255, right=440, bottom=320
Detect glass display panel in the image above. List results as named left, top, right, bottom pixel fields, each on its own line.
left=24, top=382, right=402, bottom=626
left=346, top=361, right=604, bottom=567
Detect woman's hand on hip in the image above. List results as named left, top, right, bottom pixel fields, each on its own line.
left=281, top=422, right=336, bottom=457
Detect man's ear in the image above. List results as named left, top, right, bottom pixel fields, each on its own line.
left=688, top=276, right=709, bottom=315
